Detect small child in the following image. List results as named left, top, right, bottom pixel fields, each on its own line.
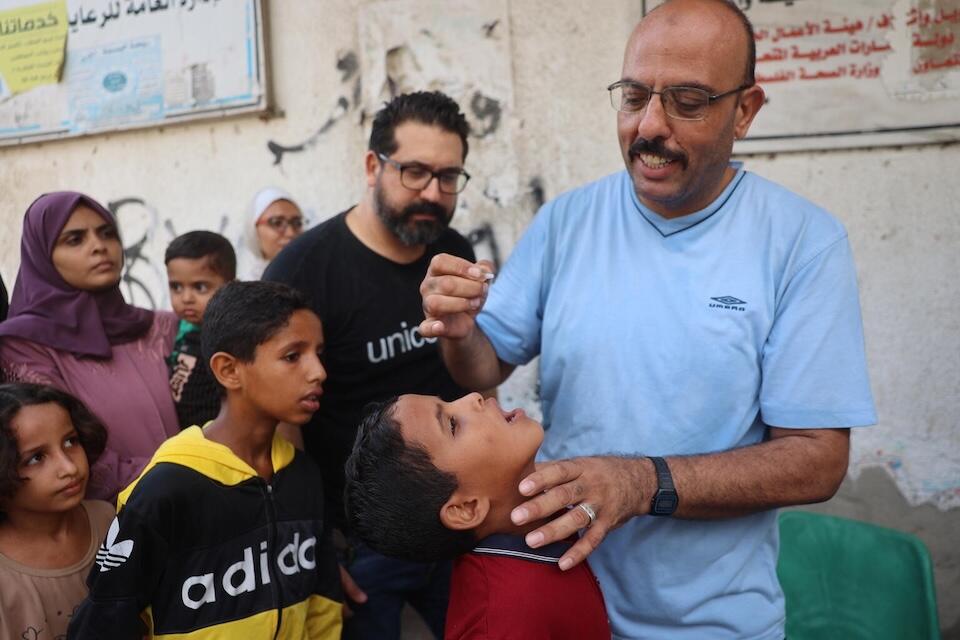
left=345, top=393, right=611, bottom=640
left=69, top=281, right=343, bottom=639
left=164, top=230, right=236, bottom=429
left=0, top=382, right=113, bottom=640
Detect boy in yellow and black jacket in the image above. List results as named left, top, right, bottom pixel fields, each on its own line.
left=69, top=282, right=341, bottom=639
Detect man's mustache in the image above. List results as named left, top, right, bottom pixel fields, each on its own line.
left=400, top=201, right=449, bottom=224
left=629, top=138, right=687, bottom=167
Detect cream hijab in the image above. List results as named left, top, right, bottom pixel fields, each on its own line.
left=237, top=187, right=300, bottom=281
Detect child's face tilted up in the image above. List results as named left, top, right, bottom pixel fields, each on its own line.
left=395, top=392, right=544, bottom=510
left=232, top=309, right=327, bottom=426
left=167, top=257, right=228, bottom=325
left=344, top=392, right=546, bottom=561
left=5, top=403, right=89, bottom=515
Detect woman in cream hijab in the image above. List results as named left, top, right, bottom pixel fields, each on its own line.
left=237, top=187, right=306, bottom=280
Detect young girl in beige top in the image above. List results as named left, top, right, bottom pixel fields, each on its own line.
left=0, top=383, right=114, bottom=640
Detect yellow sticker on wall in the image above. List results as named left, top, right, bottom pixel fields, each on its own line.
left=0, top=0, right=68, bottom=97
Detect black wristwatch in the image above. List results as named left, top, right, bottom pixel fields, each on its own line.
left=648, top=456, right=679, bottom=516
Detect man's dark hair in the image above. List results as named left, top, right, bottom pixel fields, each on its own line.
left=164, top=230, right=237, bottom=281
left=368, top=91, right=471, bottom=161
left=0, top=383, right=107, bottom=522
left=724, top=0, right=756, bottom=85
left=345, top=398, right=477, bottom=562
left=201, top=280, right=311, bottom=363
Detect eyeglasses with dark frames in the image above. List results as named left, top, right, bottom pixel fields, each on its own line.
left=607, top=80, right=753, bottom=121
left=377, top=153, right=471, bottom=195
left=257, top=215, right=305, bottom=232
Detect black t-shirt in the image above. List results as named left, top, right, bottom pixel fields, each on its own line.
left=263, top=210, right=475, bottom=526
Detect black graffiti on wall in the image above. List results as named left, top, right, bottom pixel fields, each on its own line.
left=464, top=222, right=502, bottom=271
left=268, top=51, right=361, bottom=166
left=267, top=37, right=508, bottom=165
left=268, top=96, right=352, bottom=165
left=470, top=92, right=502, bottom=139
left=528, top=176, right=546, bottom=211
left=108, top=197, right=162, bottom=309
left=107, top=197, right=235, bottom=310
left=163, top=216, right=229, bottom=238
left=463, top=175, right=546, bottom=271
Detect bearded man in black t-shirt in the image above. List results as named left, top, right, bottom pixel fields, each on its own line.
left=264, top=91, right=477, bottom=640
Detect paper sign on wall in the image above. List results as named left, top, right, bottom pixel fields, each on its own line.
left=0, top=0, right=67, bottom=98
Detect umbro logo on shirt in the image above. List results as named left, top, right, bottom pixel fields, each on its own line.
left=95, top=517, right=134, bottom=572
left=709, top=296, right=747, bottom=312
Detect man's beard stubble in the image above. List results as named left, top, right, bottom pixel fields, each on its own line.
left=373, top=181, right=453, bottom=247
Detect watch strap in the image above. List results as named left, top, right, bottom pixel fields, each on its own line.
left=649, top=456, right=679, bottom=516
left=650, top=456, right=675, bottom=490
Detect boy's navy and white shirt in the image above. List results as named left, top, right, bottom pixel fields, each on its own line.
left=68, top=427, right=342, bottom=639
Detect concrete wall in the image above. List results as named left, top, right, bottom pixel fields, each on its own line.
left=1, top=1, right=957, bottom=633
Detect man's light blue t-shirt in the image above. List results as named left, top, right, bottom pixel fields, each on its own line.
left=477, top=168, right=876, bottom=639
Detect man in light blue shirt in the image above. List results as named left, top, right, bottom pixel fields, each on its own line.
left=418, top=0, right=876, bottom=637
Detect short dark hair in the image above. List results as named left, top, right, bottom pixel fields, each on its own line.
left=164, top=231, right=237, bottom=281
left=724, top=0, right=756, bottom=85
left=344, top=398, right=477, bottom=562
left=201, top=280, right=311, bottom=364
left=368, top=91, right=471, bottom=162
left=0, top=383, right=107, bottom=521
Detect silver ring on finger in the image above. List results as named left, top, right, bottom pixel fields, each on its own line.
left=577, top=502, right=597, bottom=527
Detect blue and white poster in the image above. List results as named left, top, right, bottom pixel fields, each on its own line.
left=0, top=0, right=267, bottom=145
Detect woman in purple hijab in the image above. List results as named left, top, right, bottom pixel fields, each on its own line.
left=0, top=192, right=179, bottom=501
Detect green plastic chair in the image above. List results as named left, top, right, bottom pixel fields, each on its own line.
left=777, top=511, right=940, bottom=640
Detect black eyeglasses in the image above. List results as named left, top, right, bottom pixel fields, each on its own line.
left=257, top=216, right=305, bottom=232
left=607, top=80, right=753, bottom=121
left=377, top=153, right=471, bottom=195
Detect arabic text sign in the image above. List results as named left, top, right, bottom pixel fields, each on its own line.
left=0, top=0, right=266, bottom=145
left=0, top=0, right=67, bottom=96
left=643, top=0, right=960, bottom=152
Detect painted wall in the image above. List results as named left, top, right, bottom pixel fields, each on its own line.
left=1, top=1, right=957, bottom=633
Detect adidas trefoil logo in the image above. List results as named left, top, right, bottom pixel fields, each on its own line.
left=709, top=296, right=747, bottom=312
left=96, top=517, right=134, bottom=572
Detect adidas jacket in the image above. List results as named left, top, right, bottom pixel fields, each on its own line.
left=68, top=426, right=342, bottom=639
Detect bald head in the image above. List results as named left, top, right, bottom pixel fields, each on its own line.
left=632, top=0, right=755, bottom=86
left=613, top=0, right=766, bottom=218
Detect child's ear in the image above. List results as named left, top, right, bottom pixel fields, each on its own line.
left=209, top=352, right=243, bottom=391
left=439, top=495, right=490, bottom=531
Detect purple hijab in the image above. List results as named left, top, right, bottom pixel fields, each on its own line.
left=0, top=192, right=153, bottom=358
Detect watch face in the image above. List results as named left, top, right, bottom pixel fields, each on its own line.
left=653, top=492, right=678, bottom=514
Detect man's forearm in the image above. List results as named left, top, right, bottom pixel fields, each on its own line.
left=509, top=427, right=850, bottom=567
left=636, top=427, right=850, bottom=520
left=439, top=327, right=513, bottom=391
